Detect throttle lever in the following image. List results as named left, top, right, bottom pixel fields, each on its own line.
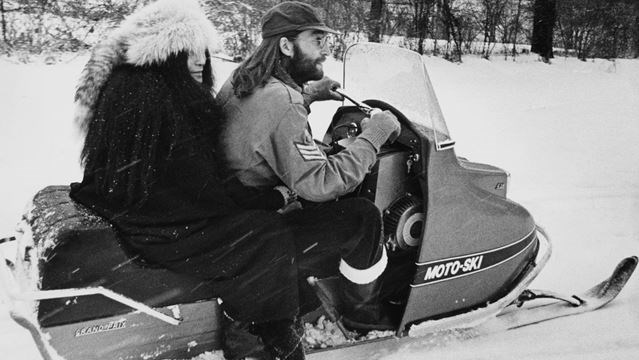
left=334, top=89, right=381, bottom=116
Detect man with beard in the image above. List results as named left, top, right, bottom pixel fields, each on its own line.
left=217, top=2, right=401, bottom=359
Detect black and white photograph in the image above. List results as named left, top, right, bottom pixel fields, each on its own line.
left=1, top=1, right=637, bottom=359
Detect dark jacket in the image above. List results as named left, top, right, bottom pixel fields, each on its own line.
left=71, top=61, right=280, bottom=258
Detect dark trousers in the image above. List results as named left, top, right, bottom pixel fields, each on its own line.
left=283, top=197, right=385, bottom=314
left=162, top=197, right=384, bottom=322
left=201, top=198, right=385, bottom=359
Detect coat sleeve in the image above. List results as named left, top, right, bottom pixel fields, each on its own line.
left=257, top=103, right=379, bottom=202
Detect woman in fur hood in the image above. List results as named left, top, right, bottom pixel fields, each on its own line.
left=70, top=0, right=305, bottom=359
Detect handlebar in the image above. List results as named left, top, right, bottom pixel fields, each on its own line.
left=335, top=89, right=380, bottom=116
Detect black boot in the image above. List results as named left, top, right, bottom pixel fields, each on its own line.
left=222, top=316, right=271, bottom=360
left=340, top=275, right=395, bottom=332
left=253, top=318, right=306, bottom=360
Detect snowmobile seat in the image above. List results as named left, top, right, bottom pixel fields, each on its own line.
left=23, top=186, right=217, bottom=328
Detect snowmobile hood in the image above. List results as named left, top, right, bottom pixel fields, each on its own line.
left=73, top=0, right=220, bottom=132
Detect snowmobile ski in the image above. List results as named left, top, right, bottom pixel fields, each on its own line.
left=479, top=255, right=638, bottom=333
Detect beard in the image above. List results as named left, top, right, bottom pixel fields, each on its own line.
left=288, top=43, right=325, bottom=85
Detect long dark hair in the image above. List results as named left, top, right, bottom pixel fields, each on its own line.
left=231, top=32, right=299, bottom=98
left=80, top=51, right=224, bottom=207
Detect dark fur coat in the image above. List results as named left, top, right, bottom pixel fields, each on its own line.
left=70, top=0, right=299, bottom=323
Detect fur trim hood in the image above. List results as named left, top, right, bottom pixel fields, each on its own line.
left=74, top=0, right=220, bottom=132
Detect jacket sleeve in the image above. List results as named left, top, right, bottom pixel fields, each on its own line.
left=257, top=103, right=379, bottom=202
left=224, top=176, right=285, bottom=210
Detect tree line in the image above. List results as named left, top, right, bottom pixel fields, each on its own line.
left=1, top=0, right=638, bottom=62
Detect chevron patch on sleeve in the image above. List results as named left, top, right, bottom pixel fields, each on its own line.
left=294, top=142, right=326, bottom=161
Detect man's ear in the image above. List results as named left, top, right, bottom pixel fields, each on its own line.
left=279, top=37, right=294, bottom=58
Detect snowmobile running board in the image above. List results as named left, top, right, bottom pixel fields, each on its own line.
left=0, top=238, right=180, bottom=326
left=306, top=227, right=637, bottom=359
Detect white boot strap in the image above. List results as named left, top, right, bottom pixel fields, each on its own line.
left=339, top=246, right=388, bottom=285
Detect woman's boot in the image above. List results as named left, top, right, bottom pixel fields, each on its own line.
left=253, top=318, right=306, bottom=360
left=222, top=316, right=271, bottom=360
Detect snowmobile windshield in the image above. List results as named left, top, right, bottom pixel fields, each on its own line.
left=342, top=43, right=454, bottom=151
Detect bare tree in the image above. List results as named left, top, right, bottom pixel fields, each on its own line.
left=3, top=0, right=638, bottom=61
left=555, top=0, right=638, bottom=60
left=633, top=2, right=639, bottom=57
left=408, top=0, right=435, bottom=54
left=438, top=0, right=464, bottom=62
left=531, top=0, right=556, bottom=61
left=1, top=0, right=9, bottom=44
left=321, top=0, right=370, bottom=58
left=1, top=0, right=145, bottom=53
left=510, top=0, right=524, bottom=58
left=598, top=0, right=638, bottom=59
left=368, top=0, right=384, bottom=42
left=495, top=0, right=529, bottom=60
left=383, top=1, right=412, bottom=41
left=204, top=0, right=276, bottom=58
left=479, top=0, right=508, bottom=58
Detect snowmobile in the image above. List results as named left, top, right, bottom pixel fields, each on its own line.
left=0, top=42, right=636, bottom=360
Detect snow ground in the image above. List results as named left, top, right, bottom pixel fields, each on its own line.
left=0, top=52, right=638, bottom=359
